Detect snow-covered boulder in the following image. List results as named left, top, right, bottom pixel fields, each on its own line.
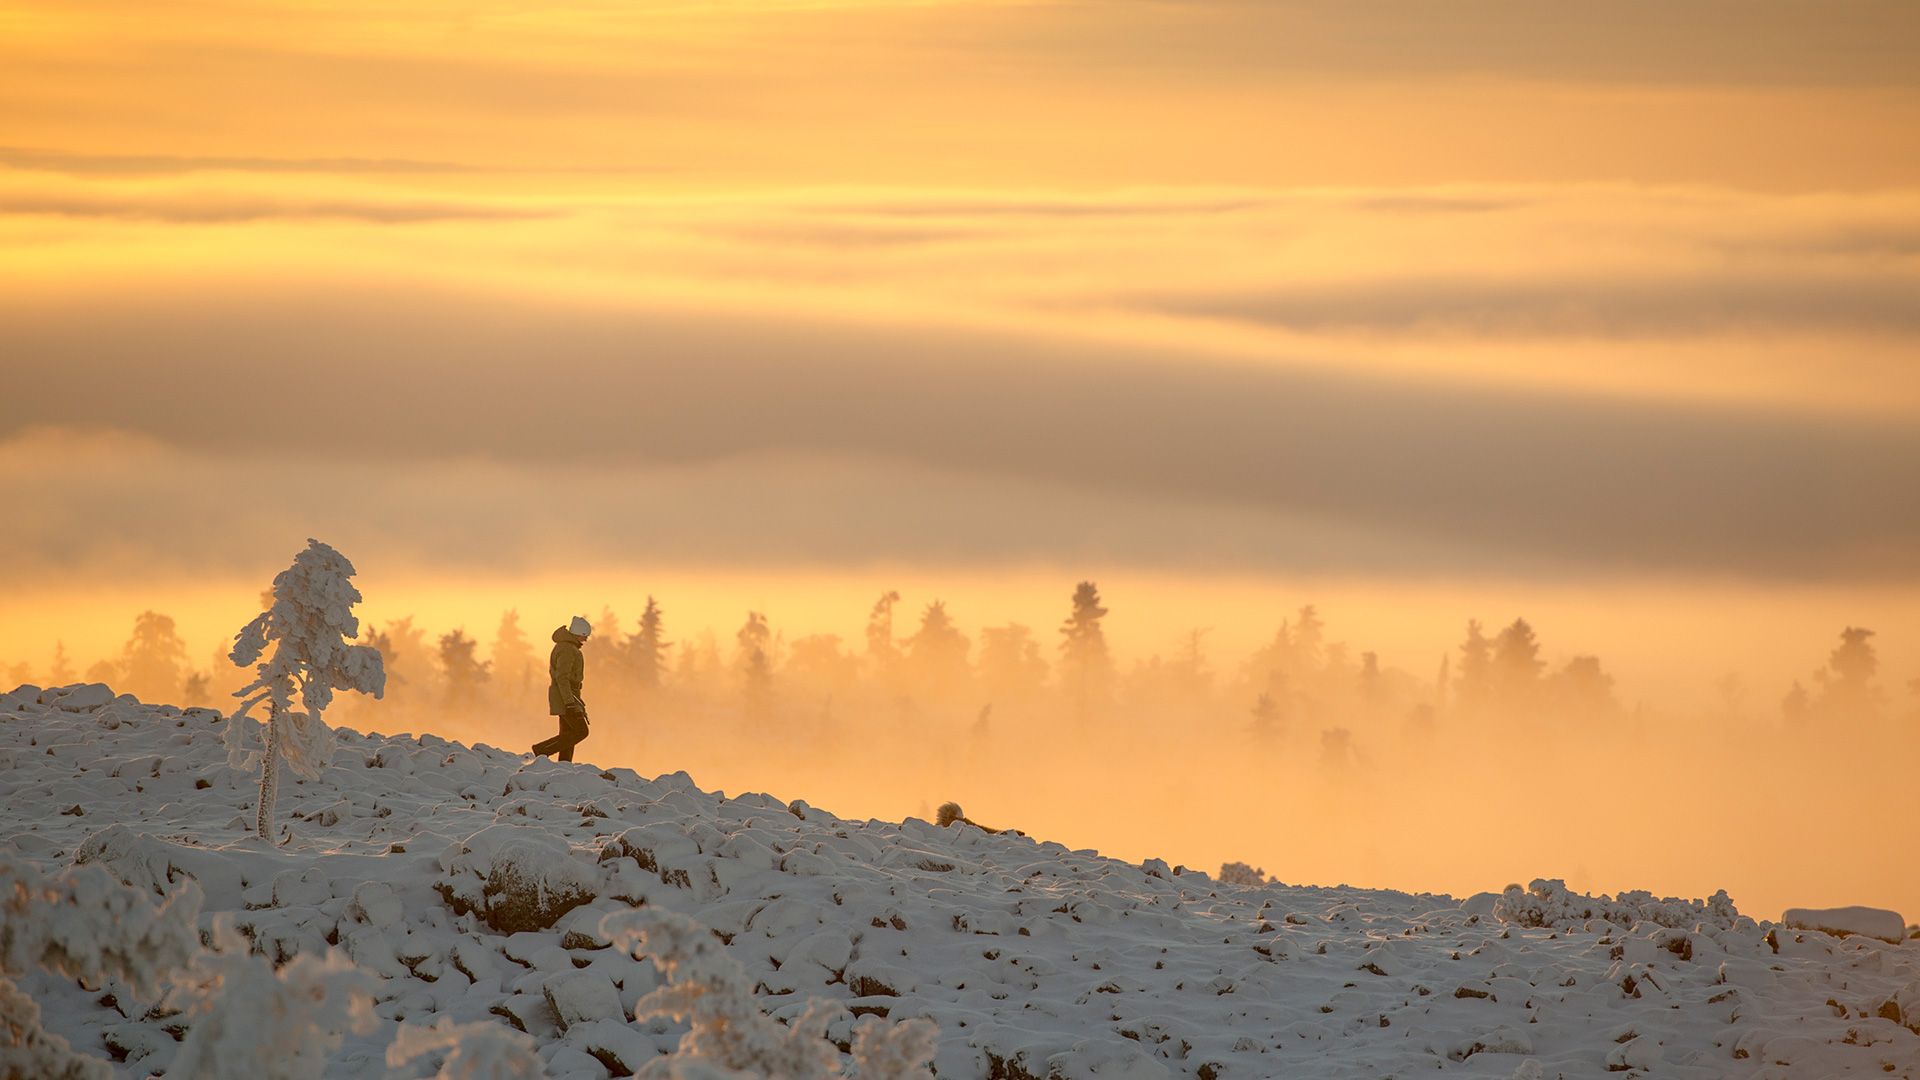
left=1877, top=980, right=1920, bottom=1034
left=71, top=825, right=192, bottom=897
left=437, top=825, right=602, bottom=933
left=543, top=970, right=625, bottom=1030
left=1782, top=905, right=1908, bottom=945
left=41, top=683, right=114, bottom=711
left=345, top=880, right=403, bottom=929
left=0, top=684, right=42, bottom=710
left=272, top=865, right=334, bottom=908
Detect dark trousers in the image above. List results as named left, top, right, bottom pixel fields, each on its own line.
left=533, top=705, right=589, bottom=762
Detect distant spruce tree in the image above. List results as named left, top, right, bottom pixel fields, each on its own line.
left=630, top=596, right=670, bottom=691
left=1815, top=626, right=1880, bottom=719
left=1490, top=617, right=1544, bottom=711
left=49, top=640, right=75, bottom=685
left=866, top=591, right=902, bottom=683
left=438, top=628, right=491, bottom=707
left=1248, top=686, right=1286, bottom=742
left=1454, top=619, right=1493, bottom=713
left=119, top=611, right=191, bottom=703
left=369, top=617, right=429, bottom=706
left=490, top=609, right=537, bottom=694
left=1781, top=679, right=1811, bottom=725
left=1552, top=655, right=1616, bottom=720
left=181, top=671, right=212, bottom=708
left=785, top=634, right=859, bottom=699
left=1059, top=581, right=1112, bottom=723
left=1244, top=619, right=1291, bottom=682
left=1358, top=650, right=1384, bottom=714
left=586, top=605, right=630, bottom=691
left=737, top=612, right=773, bottom=715
left=1170, top=628, right=1212, bottom=702
left=978, top=624, right=1048, bottom=704
left=905, top=600, right=971, bottom=700
left=1290, top=604, right=1326, bottom=673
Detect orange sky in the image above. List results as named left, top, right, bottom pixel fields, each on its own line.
left=3, top=0, right=1918, bottom=913
left=4, top=0, right=1918, bottom=682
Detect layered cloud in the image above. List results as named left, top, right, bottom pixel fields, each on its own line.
left=3, top=236, right=1917, bottom=581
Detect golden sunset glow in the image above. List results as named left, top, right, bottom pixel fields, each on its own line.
left=4, top=0, right=1919, bottom=927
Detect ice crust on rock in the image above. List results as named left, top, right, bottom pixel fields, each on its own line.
left=2, top=685, right=1917, bottom=1079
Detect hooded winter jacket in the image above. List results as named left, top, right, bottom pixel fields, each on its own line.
left=549, top=627, right=585, bottom=716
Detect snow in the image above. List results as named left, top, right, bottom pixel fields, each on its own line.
left=1782, top=906, right=1909, bottom=945
left=3, top=683, right=1918, bottom=1078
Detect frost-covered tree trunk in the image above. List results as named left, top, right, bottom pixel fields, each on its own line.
left=256, top=700, right=281, bottom=841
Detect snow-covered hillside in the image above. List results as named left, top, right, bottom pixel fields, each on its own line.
left=4, top=682, right=1917, bottom=1079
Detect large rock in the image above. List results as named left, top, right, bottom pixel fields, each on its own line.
left=72, top=825, right=191, bottom=896
left=43, top=683, right=114, bottom=711
left=0, top=684, right=43, bottom=710
left=347, top=880, right=403, bottom=928
left=272, top=865, right=333, bottom=908
left=1781, top=906, right=1907, bottom=945
left=543, top=971, right=625, bottom=1031
left=437, top=825, right=602, bottom=933
left=1874, top=980, right=1920, bottom=1034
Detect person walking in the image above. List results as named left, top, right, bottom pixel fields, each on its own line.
left=533, top=615, right=591, bottom=761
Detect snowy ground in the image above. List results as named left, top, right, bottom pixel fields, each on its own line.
left=4, top=683, right=1917, bottom=1079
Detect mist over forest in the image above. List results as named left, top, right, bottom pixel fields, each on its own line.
left=12, top=581, right=1915, bottom=921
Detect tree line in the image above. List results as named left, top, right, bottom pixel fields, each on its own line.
left=7, top=587, right=1913, bottom=747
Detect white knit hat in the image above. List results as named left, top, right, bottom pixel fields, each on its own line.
left=569, top=615, right=592, bottom=639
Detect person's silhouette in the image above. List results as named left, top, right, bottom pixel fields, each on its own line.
left=533, top=615, right=591, bottom=762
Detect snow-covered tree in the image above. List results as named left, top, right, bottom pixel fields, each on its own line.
left=1218, top=861, right=1270, bottom=887
left=226, top=540, right=386, bottom=841
left=0, top=857, right=205, bottom=1080
left=167, top=927, right=377, bottom=1080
